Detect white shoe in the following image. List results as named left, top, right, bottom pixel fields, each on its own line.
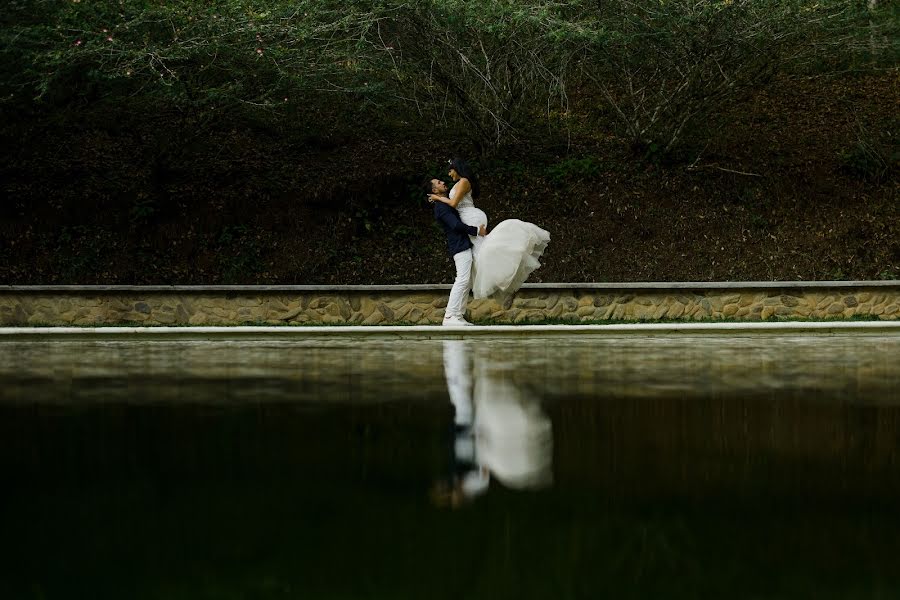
left=442, top=316, right=473, bottom=327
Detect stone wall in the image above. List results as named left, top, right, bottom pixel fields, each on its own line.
left=1, top=284, right=898, bottom=326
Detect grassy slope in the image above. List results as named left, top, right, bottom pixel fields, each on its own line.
left=0, top=73, right=897, bottom=285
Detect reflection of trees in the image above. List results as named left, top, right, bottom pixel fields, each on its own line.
left=553, top=394, right=900, bottom=501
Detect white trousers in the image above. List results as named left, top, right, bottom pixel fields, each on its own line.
left=446, top=249, right=473, bottom=320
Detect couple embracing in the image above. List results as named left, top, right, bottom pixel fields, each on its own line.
left=424, top=158, right=551, bottom=326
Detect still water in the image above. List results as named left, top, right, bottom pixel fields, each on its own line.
left=2, top=334, right=900, bottom=599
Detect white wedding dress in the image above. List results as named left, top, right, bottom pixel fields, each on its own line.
left=453, top=185, right=550, bottom=300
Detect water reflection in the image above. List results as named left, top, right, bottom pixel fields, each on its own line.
left=2, top=335, right=900, bottom=597
left=435, top=341, right=552, bottom=506
left=1, top=335, right=898, bottom=405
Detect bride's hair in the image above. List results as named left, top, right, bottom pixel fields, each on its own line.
left=449, top=158, right=480, bottom=200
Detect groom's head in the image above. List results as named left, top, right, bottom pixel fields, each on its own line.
left=421, top=178, right=448, bottom=196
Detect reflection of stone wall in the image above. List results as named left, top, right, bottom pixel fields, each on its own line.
left=552, top=396, right=900, bottom=499
left=1, top=285, right=898, bottom=326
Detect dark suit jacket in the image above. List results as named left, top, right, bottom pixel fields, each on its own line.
left=434, top=202, right=478, bottom=257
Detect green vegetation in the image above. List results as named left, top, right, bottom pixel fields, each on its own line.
left=3, top=0, right=894, bottom=152
left=0, top=1, right=897, bottom=284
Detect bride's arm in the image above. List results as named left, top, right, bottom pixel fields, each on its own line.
left=429, top=178, right=470, bottom=208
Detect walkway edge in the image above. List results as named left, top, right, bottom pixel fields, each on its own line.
left=1, top=321, right=899, bottom=340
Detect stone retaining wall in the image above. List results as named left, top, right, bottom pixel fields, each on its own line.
left=1, top=284, right=898, bottom=326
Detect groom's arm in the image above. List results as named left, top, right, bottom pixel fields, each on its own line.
left=436, top=206, right=478, bottom=237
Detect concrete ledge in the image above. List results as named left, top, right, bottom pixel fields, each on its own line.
left=2, top=321, right=899, bottom=340
left=2, top=281, right=898, bottom=293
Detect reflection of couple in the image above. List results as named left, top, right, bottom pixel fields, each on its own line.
left=432, top=340, right=553, bottom=507
left=424, top=158, right=550, bottom=326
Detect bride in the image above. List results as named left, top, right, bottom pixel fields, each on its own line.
left=428, top=158, right=550, bottom=300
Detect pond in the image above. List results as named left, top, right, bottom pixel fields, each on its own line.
left=2, top=334, right=900, bottom=599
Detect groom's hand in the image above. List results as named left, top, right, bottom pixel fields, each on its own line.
left=478, top=225, right=487, bottom=236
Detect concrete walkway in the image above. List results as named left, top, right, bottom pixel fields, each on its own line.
left=1, top=321, right=899, bottom=340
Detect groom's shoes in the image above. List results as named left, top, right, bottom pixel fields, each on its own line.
left=442, top=315, right=474, bottom=327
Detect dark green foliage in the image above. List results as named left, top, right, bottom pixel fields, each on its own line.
left=2, top=1, right=887, bottom=153
left=546, top=156, right=603, bottom=183
left=1, top=1, right=897, bottom=285
left=838, top=118, right=898, bottom=182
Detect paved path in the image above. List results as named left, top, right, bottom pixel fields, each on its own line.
left=1, top=321, right=898, bottom=340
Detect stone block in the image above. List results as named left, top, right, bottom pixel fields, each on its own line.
left=335, top=298, right=353, bottom=321
left=561, top=298, right=578, bottom=312
left=363, top=312, right=384, bottom=325
left=392, top=305, right=412, bottom=321
left=592, top=295, right=613, bottom=307
left=121, top=312, right=150, bottom=322
left=237, top=308, right=257, bottom=321
left=826, top=303, right=845, bottom=315
left=854, top=303, right=872, bottom=315
left=631, top=306, right=652, bottom=320
left=816, top=296, right=836, bottom=310
left=843, top=296, right=858, bottom=307
left=471, top=303, right=494, bottom=321
left=405, top=294, right=441, bottom=304
left=781, top=295, right=801, bottom=307
left=665, top=304, right=685, bottom=319
left=723, top=303, right=739, bottom=317
left=515, top=310, right=544, bottom=323
left=268, top=298, right=289, bottom=312
left=377, top=304, right=395, bottom=321
left=271, top=306, right=304, bottom=322
left=153, top=312, right=176, bottom=324
left=175, top=305, right=190, bottom=324
left=576, top=306, right=597, bottom=318
left=518, top=298, right=547, bottom=309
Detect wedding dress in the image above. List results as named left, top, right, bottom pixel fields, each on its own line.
left=453, top=185, right=550, bottom=300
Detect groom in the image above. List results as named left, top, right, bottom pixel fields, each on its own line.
left=424, top=178, right=486, bottom=326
